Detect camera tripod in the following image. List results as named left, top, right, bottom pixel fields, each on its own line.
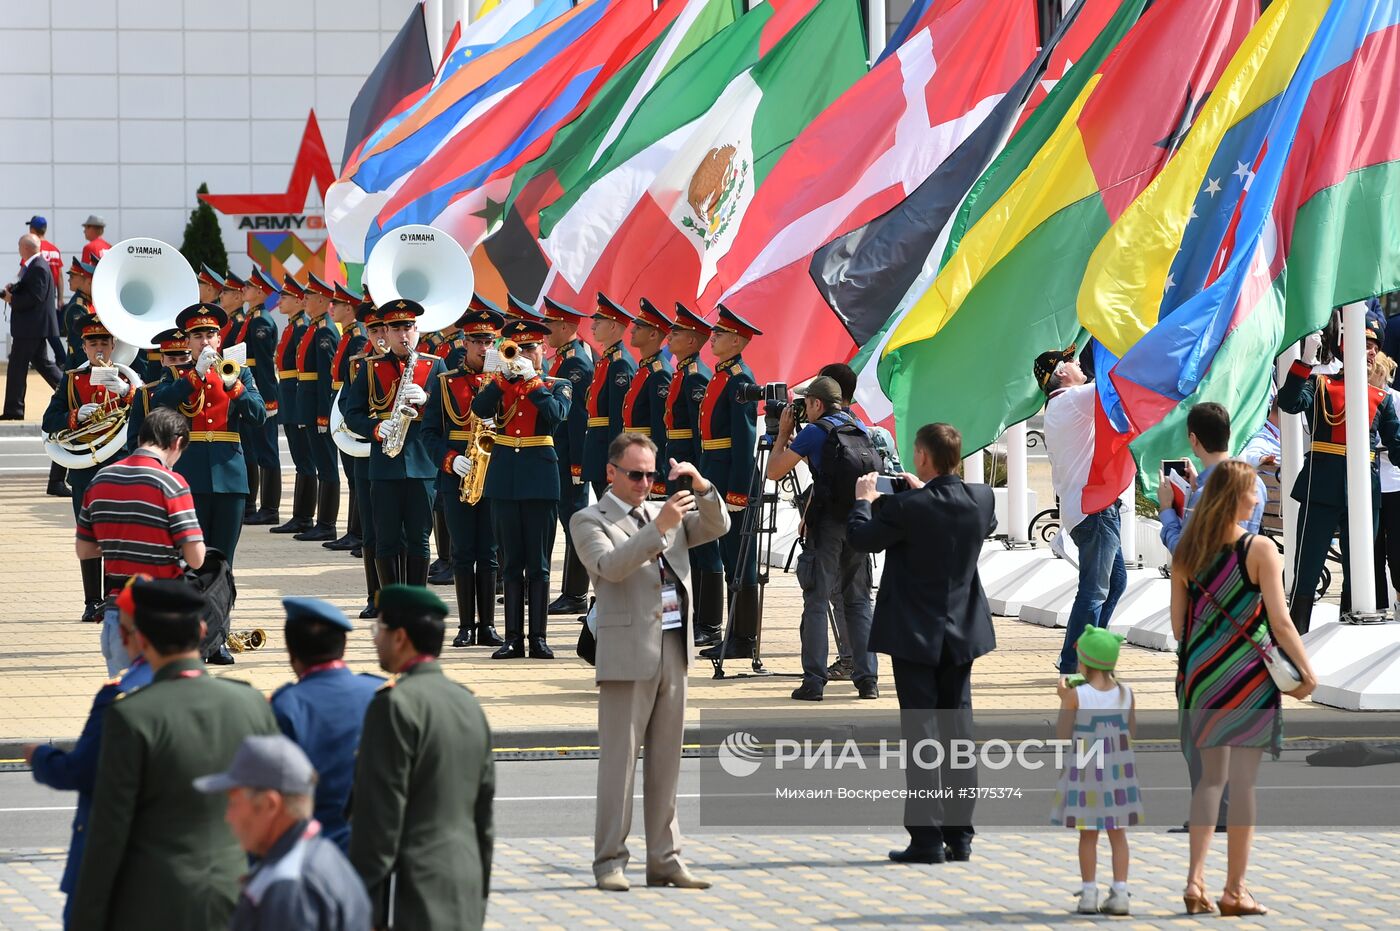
left=711, top=432, right=808, bottom=680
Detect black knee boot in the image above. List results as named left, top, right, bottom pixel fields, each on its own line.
left=47, top=461, right=70, bottom=497
left=375, top=555, right=401, bottom=588
left=452, top=568, right=477, bottom=647
left=492, top=578, right=526, bottom=659
left=243, top=462, right=260, bottom=519
left=248, top=468, right=282, bottom=525
left=405, top=553, right=430, bottom=587
left=700, top=584, right=759, bottom=660
left=360, top=552, right=381, bottom=619
left=476, top=567, right=503, bottom=646
left=295, top=481, right=340, bottom=542
left=271, top=475, right=314, bottom=533
left=528, top=577, right=554, bottom=659
left=428, top=511, right=453, bottom=585
left=328, top=492, right=361, bottom=550
left=80, top=557, right=104, bottom=623
left=548, top=539, right=589, bottom=614
left=693, top=570, right=725, bottom=646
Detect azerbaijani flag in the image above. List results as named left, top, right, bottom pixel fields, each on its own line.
left=873, top=0, right=1259, bottom=472
left=1111, top=0, right=1400, bottom=478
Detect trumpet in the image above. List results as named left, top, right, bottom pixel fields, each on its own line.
left=489, top=339, right=534, bottom=379
left=227, top=629, right=267, bottom=652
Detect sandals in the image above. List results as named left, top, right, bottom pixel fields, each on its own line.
left=1218, top=888, right=1268, bottom=916
left=1183, top=881, right=1215, bottom=915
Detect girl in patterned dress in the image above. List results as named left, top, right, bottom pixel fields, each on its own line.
left=1051, top=627, right=1141, bottom=915
left=1171, top=460, right=1316, bottom=916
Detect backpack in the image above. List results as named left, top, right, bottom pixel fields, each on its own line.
left=811, top=414, right=883, bottom=522
left=187, top=549, right=237, bottom=661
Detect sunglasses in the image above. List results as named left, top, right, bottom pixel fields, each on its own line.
left=609, top=462, right=658, bottom=483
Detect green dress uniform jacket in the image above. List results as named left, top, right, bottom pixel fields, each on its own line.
left=581, top=341, right=636, bottom=484
left=241, top=307, right=280, bottom=411
left=470, top=373, right=571, bottom=501
left=296, top=315, right=341, bottom=430
left=549, top=339, right=593, bottom=484
left=277, top=311, right=308, bottom=423
left=621, top=351, right=674, bottom=495
left=698, top=354, right=759, bottom=509
left=69, top=657, right=279, bottom=931
left=151, top=365, right=267, bottom=495
left=349, top=659, right=495, bottom=931
left=43, top=365, right=141, bottom=510
left=62, top=292, right=92, bottom=368
left=343, top=352, right=448, bottom=481
left=666, top=353, right=711, bottom=484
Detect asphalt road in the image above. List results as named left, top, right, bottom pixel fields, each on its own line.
left=6, top=748, right=1400, bottom=851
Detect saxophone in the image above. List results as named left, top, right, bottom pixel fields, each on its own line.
left=379, top=348, right=420, bottom=459
left=458, top=410, right=495, bottom=504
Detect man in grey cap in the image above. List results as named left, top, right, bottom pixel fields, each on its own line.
left=80, top=215, right=110, bottom=265
left=196, top=734, right=371, bottom=931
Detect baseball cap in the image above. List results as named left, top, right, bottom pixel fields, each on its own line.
left=193, top=735, right=318, bottom=796
left=795, top=376, right=843, bottom=407
left=26, top=215, right=47, bottom=232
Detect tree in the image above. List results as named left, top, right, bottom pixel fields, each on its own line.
left=179, top=183, right=229, bottom=274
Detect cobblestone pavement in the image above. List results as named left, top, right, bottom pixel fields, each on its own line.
left=4, top=831, right=1400, bottom=929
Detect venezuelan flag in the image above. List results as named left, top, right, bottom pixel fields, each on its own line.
left=1109, top=0, right=1400, bottom=476
left=875, top=0, right=1259, bottom=466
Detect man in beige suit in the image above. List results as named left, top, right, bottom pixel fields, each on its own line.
left=572, top=431, right=729, bottom=892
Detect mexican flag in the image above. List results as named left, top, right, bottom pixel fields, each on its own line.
left=538, top=0, right=867, bottom=309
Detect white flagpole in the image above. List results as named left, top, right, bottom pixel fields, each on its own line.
left=1342, top=301, right=1378, bottom=616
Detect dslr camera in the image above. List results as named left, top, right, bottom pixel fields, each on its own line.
left=738, top=382, right=806, bottom=436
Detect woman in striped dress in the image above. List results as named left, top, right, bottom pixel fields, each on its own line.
left=1170, top=460, right=1316, bottom=916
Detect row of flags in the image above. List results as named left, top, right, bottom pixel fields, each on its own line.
left=327, top=0, right=1400, bottom=498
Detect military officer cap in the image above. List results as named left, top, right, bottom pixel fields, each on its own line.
left=380, top=298, right=425, bottom=325
left=592, top=292, right=635, bottom=325
left=506, top=294, right=542, bottom=321
left=469, top=293, right=506, bottom=317
left=153, top=327, right=188, bottom=351
left=502, top=319, right=549, bottom=346
left=672, top=301, right=712, bottom=333
left=76, top=313, right=112, bottom=342
left=282, top=596, right=354, bottom=632
left=194, top=735, right=318, bottom=797
left=305, top=273, right=335, bottom=298
left=355, top=301, right=383, bottom=325
left=712, top=303, right=762, bottom=339
left=69, top=256, right=97, bottom=277
left=130, top=577, right=208, bottom=622
left=541, top=296, right=588, bottom=321
left=332, top=283, right=359, bottom=305
left=282, top=275, right=307, bottom=298
left=250, top=267, right=281, bottom=295
left=634, top=298, right=674, bottom=334
left=176, top=302, right=228, bottom=333
left=376, top=583, right=449, bottom=624
left=222, top=271, right=246, bottom=291
left=456, top=307, right=504, bottom=336
left=198, top=264, right=225, bottom=288
left=1034, top=343, right=1078, bottom=393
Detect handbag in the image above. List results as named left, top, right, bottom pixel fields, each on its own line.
left=1190, top=570, right=1302, bottom=693
left=576, top=597, right=597, bottom=666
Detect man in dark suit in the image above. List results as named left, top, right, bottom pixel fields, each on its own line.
left=847, top=422, right=997, bottom=865
left=3, top=234, right=63, bottom=419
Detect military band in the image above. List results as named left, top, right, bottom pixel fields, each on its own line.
left=623, top=298, right=676, bottom=494
left=345, top=299, right=389, bottom=617
left=540, top=296, right=594, bottom=615
left=697, top=305, right=762, bottom=661
left=292, top=274, right=342, bottom=542
left=582, top=294, right=638, bottom=496
left=239, top=268, right=283, bottom=525
left=326, top=283, right=367, bottom=553
left=273, top=276, right=317, bottom=535
left=150, top=302, right=268, bottom=565
left=470, top=318, right=572, bottom=659
left=343, top=299, right=447, bottom=588
left=422, top=306, right=506, bottom=648
left=42, top=313, right=141, bottom=622
left=218, top=270, right=246, bottom=346
left=668, top=302, right=726, bottom=646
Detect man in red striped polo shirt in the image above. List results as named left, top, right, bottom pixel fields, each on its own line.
left=77, top=407, right=206, bottom=675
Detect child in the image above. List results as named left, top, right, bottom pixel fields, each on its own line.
left=1050, top=627, right=1142, bottom=915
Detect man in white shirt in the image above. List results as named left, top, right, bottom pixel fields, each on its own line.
left=1037, top=346, right=1128, bottom=675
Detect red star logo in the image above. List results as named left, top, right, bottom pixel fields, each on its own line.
left=199, top=111, right=335, bottom=215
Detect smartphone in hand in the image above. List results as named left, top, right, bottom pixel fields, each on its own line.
left=675, top=473, right=693, bottom=493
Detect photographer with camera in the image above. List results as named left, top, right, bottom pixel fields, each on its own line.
left=767, top=376, right=882, bottom=701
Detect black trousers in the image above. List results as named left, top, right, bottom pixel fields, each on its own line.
left=492, top=498, right=558, bottom=583
left=3, top=336, right=63, bottom=417
left=372, top=478, right=435, bottom=558
left=1375, top=490, right=1400, bottom=609
left=309, top=429, right=340, bottom=484
left=193, top=493, right=247, bottom=566
left=891, top=656, right=976, bottom=849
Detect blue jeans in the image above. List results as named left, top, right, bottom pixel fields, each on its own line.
left=1058, top=506, right=1127, bottom=674
left=100, top=605, right=132, bottom=677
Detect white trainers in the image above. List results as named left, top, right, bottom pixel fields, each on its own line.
left=1100, top=887, right=1130, bottom=915
left=1076, top=886, right=1098, bottom=914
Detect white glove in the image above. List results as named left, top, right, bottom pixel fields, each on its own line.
left=452, top=455, right=472, bottom=477
left=221, top=368, right=238, bottom=390
left=400, top=382, right=427, bottom=406
left=511, top=357, right=537, bottom=381
left=195, top=346, right=217, bottom=377
left=571, top=475, right=583, bottom=486
left=109, top=376, right=130, bottom=396
left=317, top=425, right=328, bottom=434
left=726, top=502, right=745, bottom=513
left=77, top=402, right=99, bottom=423
left=1301, top=332, right=1322, bottom=365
